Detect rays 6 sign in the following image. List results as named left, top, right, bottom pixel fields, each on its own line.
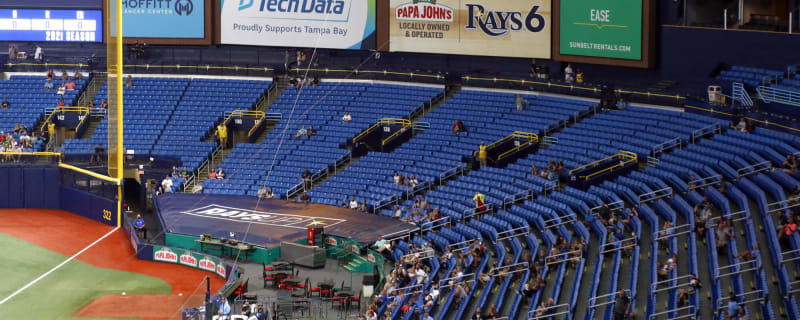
left=390, top=0, right=551, bottom=58
left=221, top=0, right=376, bottom=50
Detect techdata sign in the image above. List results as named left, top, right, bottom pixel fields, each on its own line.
left=389, top=0, right=551, bottom=58
left=559, top=0, right=642, bottom=60
left=221, top=0, right=376, bottom=50
left=122, top=0, right=205, bottom=38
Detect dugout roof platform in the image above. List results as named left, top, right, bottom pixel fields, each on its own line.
left=154, top=193, right=418, bottom=247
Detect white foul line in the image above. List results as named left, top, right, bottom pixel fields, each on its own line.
left=0, top=226, right=120, bottom=306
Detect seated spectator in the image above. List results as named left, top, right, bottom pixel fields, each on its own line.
left=398, top=175, right=407, bottom=186
left=306, top=125, right=316, bottom=137
left=312, top=76, right=320, bottom=86
left=12, top=124, right=20, bottom=134
left=408, top=175, right=419, bottom=188
left=208, top=170, right=216, bottom=179
left=341, top=197, right=349, bottom=208
left=349, top=197, right=359, bottom=209
left=1, top=98, right=9, bottom=109
left=133, top=214, right=146, bottom=239
left=43, top=79, right=54, bottom=90
left=615, top=97, right=628, bottom=110
left=87, top=101, right=95, bottom=109
left=359, top=200, right=367, bottom=212
left=515, top=94, right=527, bottom=111
left=301, top=168, right=312, bottom=190
left=452, top=120, right=466, bottom=135
left=658, top=221, right=674, bottom=247
left=393, top=171, right=400, bottom=184
left=393, top=206, right=402, bottom=218
left=342, top=111, right=352, bottom=122
left=58, top=97, right=65, bottom=107
left=295, top=125, right=308, bottom=139
left=161, top=175, right=174, bottom=193
left=90, top=144, right=104, bottom=163
left=783, top=154, right=798, bottom=175
left=299, top=191, right=311, bottom=204
left=215, top=166, right=225, bottom=179
left=64, top=79, right=76, bottom=90
left=564, top=64, right=575, bottom=83
left=288, top=77, right=299, bottom=87
left=180, top=166, right=189, bottom=178
left=73, top=70, right=83, bottom=81
left=124, top=75, right=134, bottom=87
left=732, top=116, right=747, bottom=132
left=59, top=71, right=69, bottom=81
left=736, top=244, right=759, bottom=261
left=46, top=69, right=55, bottom=80
left=258, top=186, right=274, bottom=199
left=778, top=215, right=797, bottom=249
left=100, top=99, right=108, bottom=109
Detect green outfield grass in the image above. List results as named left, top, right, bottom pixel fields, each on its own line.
left=0, top=232, right=171, bottom=319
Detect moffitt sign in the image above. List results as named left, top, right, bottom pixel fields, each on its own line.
left=396, top=0, right=453, bottom=22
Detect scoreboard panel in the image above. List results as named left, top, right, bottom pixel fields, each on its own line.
left=0, top=9, right=102, bottom=42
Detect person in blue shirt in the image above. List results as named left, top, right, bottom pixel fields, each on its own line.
left=726, top=292, right=741, bottom=319
left=218, top=295, right=231, bottom=318
left=299, top=191, right=311, bottom=204
left=255, top=304, right=266, bottom=320
left=133, top=214, right=146, bottom=239
left=616, top=97, right=628, bottom=110
left=43, top=79, right=54, bottom=90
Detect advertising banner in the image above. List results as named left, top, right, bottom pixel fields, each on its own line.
left=389, top=0, right=551, bottom=58
left=122, top=0, right=205, bottom=38
left=153, top=245, right=227, bottom=278
left=221, top=0, right=376, bottom=50
left=558, top=0, right=642, bottom=60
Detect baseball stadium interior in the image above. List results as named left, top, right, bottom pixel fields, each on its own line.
left=1, top=0, right=800, bottom=319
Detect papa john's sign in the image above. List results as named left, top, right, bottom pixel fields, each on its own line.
left=153, top=246, right=227, bottom=278
left=389, top=0, right=551, bottom=58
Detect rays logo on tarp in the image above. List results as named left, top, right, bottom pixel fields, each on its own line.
left=395, top=0, right=453, bottom=22
left=154, top=247, right=178, bottom=263
left=464, top=3, right=545, bottom=37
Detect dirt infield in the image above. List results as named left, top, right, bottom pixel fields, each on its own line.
left=0, top=209, right=226, bottom=320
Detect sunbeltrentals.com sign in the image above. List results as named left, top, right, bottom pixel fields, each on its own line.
left=221, top=0, right=376, bottom=50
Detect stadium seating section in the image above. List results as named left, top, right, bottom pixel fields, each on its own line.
left=21, top=74, right=800, bottom=319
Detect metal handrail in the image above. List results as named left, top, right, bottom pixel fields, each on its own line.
left=690, top=123, right=721, bottom=143
left=652, top=224, right=692, bottom=241
left=766, top=197, right=800, bottom=215
left=527, top=304, right=570, bottom=320
left=648, top=305, right=696, bottom=320
left=462, top=203, right=495, bottom=222
left=420, top=216, right=451, bottom=232
left=708, top=209, right=750, bottom=224
left=639, top=187, right=673, bottom=204
left=652, top=137, right=681, bottom=155
left=650, top=275, right=695, bottom=294
left=545, top=249, right=582, bottom=265
left=591, top=201, right=625, bottom=213
left=716, top=290, right=765, bottom=315
left=600, top=238, right=638, bottom=254
left=374, top=193, right=402, bottom=214
left=736, top=161, right=773, bottom=179
left=688, top=175, right=723, bottom=191
left=382, top=120, right=413, bottom=145
left=439, top=166, right=463, bottom=185
left=503, top=190, right=532, bottom=207
left=780, top=248, right=800, bottom=265
left=544, top=214, right=577, bottom=229
left=714, top=259, right=760, bottom=279
left=588, top=289, right=631, bottom=309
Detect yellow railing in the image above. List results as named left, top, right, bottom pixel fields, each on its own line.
left=0, top=151, right=61, bottom=158
left=473, top=131, right=538, bottom=161
left=59, top=162, right=121, bottom=183
left=40, top=106, right=91, bottom=132
left=573, top=150, right=638, bottom=181
left=381, top=119, right=413, bottom=145
left=352, top=118, right=412, bottom=144
left=221, top=110, right=266, bottom=137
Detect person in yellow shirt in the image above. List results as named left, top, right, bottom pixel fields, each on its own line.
left=473, top=191, right=486, bottom=212
left=216, top=124, right=228, bottom=149
left=478, top=142, right=487, bottom=167
left=47, top=122, right=56, bottom=143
